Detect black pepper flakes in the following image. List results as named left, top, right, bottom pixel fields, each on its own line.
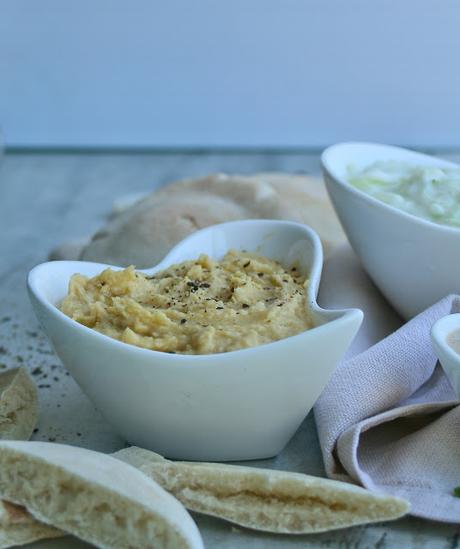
left=187, top=281, right=199, bottom=293
left=242, top=304, right=249, bottom=309
left=180, top=319, right=187, bottom=324
left=36, top=348, right=54, bottom=356
left=243, top=261, right=250, bottom=268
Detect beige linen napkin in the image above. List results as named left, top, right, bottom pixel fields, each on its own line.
left=315, top=294, right=460, bottom=523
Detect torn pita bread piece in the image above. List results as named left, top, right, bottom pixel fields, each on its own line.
left=0, top=500, right=63, bottom=548
left=0, top=368, right=38, bottom=441
left=78, top=172, right=346, bottom=268
left=114, top=447, right=409, bottom=535
left=0, top=441, right=203, bottom=549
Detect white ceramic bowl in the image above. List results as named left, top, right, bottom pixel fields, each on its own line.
left=321, top=142, right=460, bottom=319
left=28, top=220, right=362, bottom=461
left=431, top=313, right=460, bottom=398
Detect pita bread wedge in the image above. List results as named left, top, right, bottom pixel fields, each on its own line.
left=0, top=500, right=63, bottom=548
left=0, top=441, right=203, bottom=549
left=0, top=368, right=38, bottom=441
left=79, top=172, right=346, bottom=268
left=114, top=447, right=409, bottom=534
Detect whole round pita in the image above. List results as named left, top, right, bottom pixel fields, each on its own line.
left=80, top=173, right=346, bottom=268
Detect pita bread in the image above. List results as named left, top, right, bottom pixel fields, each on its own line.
left=0, top=441, right=203, bottom=549
left=48, top=238, right=90, bottom=262
left=0, top=370, right=61, bottom=546
left=79, top=173, right=346, bottom=268
left=0, top=368, right=38, bottom=441
left=114, top=447, right=409, bottom=534
left=0, top=500, right=62, bottom=548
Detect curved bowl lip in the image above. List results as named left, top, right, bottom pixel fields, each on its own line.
left=431, top=312, right=460, bottom=367
left=28, top=219, right=362, bottom=363
left=321, top=141, right=460, bottom=235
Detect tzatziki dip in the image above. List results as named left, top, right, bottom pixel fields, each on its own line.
left=347, top=161, right=460, bottom=228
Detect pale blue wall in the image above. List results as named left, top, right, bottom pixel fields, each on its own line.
left=1, top=0, right=459, bottom=147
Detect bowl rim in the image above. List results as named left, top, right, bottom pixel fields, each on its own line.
left=431, top=312, right=460, bottom=366
left=28, top=219, right=363, bottom=363
left=321, top=141, right=460, bottom=235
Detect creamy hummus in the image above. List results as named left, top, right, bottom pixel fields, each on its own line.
left=60, top=250, right=312, bottom=354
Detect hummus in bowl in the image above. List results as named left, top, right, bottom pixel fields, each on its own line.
left=60, top=251, right=312, bottom=355
left=28, top=220, right=362, bottom=461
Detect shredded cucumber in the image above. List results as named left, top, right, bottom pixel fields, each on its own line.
left=347, top=161, right=460, bottom=228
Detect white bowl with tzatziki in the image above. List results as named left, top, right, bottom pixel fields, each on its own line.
left=321, top=142, right=460, bottom=319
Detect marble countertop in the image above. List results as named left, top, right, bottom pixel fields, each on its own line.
left=1, top=150, right=459, bottom=548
